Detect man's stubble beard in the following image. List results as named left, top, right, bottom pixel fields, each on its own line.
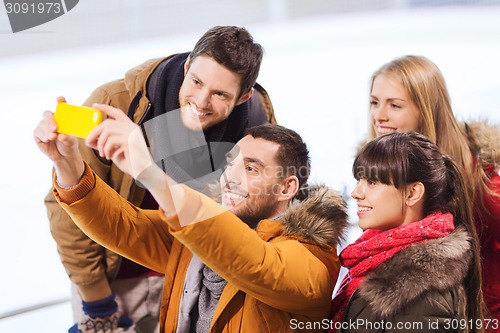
left=233, top=195, right=279, bottom=229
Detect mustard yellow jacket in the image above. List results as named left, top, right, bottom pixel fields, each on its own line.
left=54, top=166, right=348, bottom=332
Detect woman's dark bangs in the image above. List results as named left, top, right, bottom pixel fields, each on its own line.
left=352, top=142, right=396, bottom=185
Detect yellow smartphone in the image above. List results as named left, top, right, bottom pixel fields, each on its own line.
left=54, top=102, right=103, bottom=139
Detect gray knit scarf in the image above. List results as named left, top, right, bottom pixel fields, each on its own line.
left=190, top=265, right=227, bottom=333
left=188, top=213, right=286, bottom=332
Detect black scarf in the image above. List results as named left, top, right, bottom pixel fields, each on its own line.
left=139, top=53, right=251, bottom=190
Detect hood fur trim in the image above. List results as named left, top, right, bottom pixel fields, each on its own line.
left=463, top=120, right=500, bottom=170
left=281, top=184, right=349, bottom=249
left=358, top=226, right=471, bottom=319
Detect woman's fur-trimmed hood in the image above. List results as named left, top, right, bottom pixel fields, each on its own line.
left=358, top=226, right=472, bottom=319
left=281, top=184, right=349, bottom=250
left=464, top=120, right=500, bottom=171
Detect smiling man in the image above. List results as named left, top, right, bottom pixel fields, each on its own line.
left=220, top=131, right=300, bottom=229
left=43, top=26, right=275, bottom=333
left=178, top=54, right=254, bottom=131
left=35, top=107, right=348, bottom=332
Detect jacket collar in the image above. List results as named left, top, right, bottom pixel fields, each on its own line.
left=124, top=56, right=173, bottom=99
left=208, top=183, right=349, bottom=248
left=358, top=226, right=472, bottom=319
left=464, top=120, right=500, bottom=171
left=280, top=184, right=349, bottom=249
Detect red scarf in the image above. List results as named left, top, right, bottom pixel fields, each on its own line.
left=329, top=212, right=455, bottom=330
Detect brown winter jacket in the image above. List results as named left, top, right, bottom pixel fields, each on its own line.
left=54, top=165, right=349, bottom=332
left=44, top=54, right=276, bottom=288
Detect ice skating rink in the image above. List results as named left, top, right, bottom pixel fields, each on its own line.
left=1, top=4, right=499, bottom=331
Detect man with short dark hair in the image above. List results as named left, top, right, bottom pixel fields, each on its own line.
left=35, top=103, right=348, bottom=331
left=44, top=26, right=275, bottom=332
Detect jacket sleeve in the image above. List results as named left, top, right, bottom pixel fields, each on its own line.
left=54, top=165, right=174, bottom=273
left=162, top=187, right=332, bottom=315
left=45, top=187, right=114, bottom=286
left=483, top=171, right=500, bottom=241
left=45, top=83, right=129, bottom=286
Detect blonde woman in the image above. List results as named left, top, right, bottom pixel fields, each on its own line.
left=367, top=55, right=499, bottom=332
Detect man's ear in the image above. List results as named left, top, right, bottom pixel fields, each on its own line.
left=406, top=182, right=425, bottom=207
left=183, top=55, right=191, bottom=76
left=278, top=176, right=299, bottom=202
left=235, top=87, right=254, bottom=106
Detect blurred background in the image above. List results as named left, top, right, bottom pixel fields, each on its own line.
left=1, top=0, right=500, bottom=331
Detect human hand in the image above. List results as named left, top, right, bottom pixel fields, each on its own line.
left=34, top=96, right=79, bottom=162
left=87, top=104, right=182, bottom=216
left=86, top=104, right=163, bottom=187
left=68, top=292, right=133, bottom=333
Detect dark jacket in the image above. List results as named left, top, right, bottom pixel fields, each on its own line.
left=339, top=227, right=471, bottom=333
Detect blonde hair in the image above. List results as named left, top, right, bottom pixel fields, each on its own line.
left=369, top=55, right=478, bottom=197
